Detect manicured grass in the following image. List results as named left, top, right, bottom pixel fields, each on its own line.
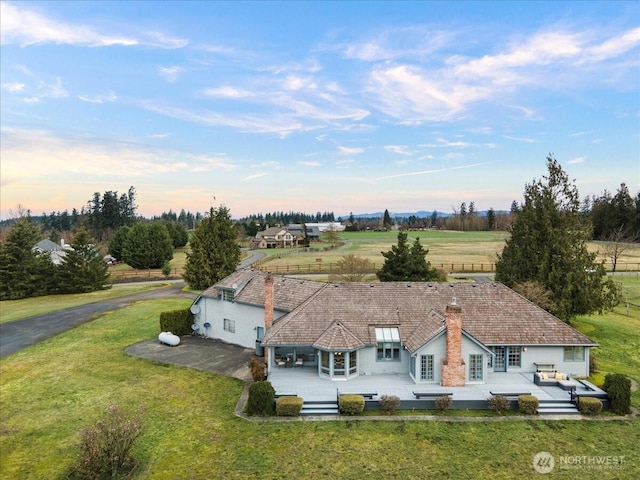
left=574, top=276, right=640, bottom=408
left=0, top=283, right=170, bottom=324
left=1, top=293, right=639, bottom=478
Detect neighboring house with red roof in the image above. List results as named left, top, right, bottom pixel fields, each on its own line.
left=190, top=269, right=596, bottom=385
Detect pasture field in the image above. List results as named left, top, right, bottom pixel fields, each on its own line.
left=258, top=230, right=640, bottom=273
left=1, top=293, right=638, bottom=479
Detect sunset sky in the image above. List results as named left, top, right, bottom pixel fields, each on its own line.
left=1, top=1, right=638, bottom=219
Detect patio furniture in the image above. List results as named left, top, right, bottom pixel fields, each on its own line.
left=533, top=362, right=556, bottom=372
left=275, top=357, right=286, bottom=368
left=412, top=391, right=453, bottom=399
left=534, top=371, right=574, bottom=387
left=294, top=356, right=304, bottom=368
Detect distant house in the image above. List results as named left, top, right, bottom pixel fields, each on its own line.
left=286, top=224, right=321, bottom=242
left=33, top=239, right=72, bottom=265
left=251, top=227, right=301, bottom=249
left=190, top=269, right=596, bottom=385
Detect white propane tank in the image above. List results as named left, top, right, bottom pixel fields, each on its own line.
left=158, top=331, right=180, bottom=346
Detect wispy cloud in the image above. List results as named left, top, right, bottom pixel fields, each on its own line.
left=338, top=146, right=364, bottom=155
left=242, top=173, right=267, bottom=181
left=504, top=135, right=536, bottom=143
left=158, top=66, right=184, bottom=83
left=2, top=82, right=25, bottom=93
left=568, top=156, right=586, bottom=164
left=384, top=145, right=412, bottom=155
left=299, top=161, right=322, bottom=167
left=373, top=162, right=486, bottom=181
left=204, top=86, right=254, bottom=98
left=78, top=91, right=117, bottom=104
left=0, top=2, right=186, bottom=48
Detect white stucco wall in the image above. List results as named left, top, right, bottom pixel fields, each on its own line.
left=192, top=296, right=286, bottom=349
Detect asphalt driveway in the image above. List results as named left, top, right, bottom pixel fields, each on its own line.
left=0, top=281, right=195, bottom=358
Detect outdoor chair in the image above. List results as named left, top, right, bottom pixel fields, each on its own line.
left=294, top=356, right=304, bottom=368
left=276, top=357, right=286, bottom=368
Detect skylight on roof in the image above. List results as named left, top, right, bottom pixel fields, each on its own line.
left=375, top=327, right=400, bottom=343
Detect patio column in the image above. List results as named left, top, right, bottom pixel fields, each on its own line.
left=441, top=301, right=466, bottom=387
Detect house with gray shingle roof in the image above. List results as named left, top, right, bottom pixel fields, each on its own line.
left=190, top=269, right=596, bottom=385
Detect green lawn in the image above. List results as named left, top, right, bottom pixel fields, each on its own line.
left=0, top=283, right=170, bottom=324
left=1, top=281, right=639, bottom=478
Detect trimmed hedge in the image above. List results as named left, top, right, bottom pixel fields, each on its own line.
left=339, top=394, right=364, bottom=415
left=276, top=396, right=303, bottom=416
left=602, top=373, right=632, bottom=415
left=435, top=395, right=452, bottom=412
left=246, top=381, right=275, bottom=416
left=518, top=395, right=539, bottom=415
left=578, top=397, right=602, bottom=415
left=379, top=395, right=401, bottom=415
left=159, top=308, right=193, bottom=336
left=487, top=395, right=510, bottom=415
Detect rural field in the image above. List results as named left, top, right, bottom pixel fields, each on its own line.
left=1, top=233, right=639, bottom=479
left=255, top=230, right=640, bottom=275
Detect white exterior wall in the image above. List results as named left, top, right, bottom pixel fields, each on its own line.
left=412, top=336, right=447, bottom=384
left=192, top=296, right=286, bottom=349
left=357, top=346, right=409, bottom=376
left=519, top=346, right=590, bottom=377
left=412, top=335, right=489, bottom=384
left=461, top=338, right=489, bottom=384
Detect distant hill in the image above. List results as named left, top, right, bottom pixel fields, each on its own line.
left=341, top=210, right=508, bottom=220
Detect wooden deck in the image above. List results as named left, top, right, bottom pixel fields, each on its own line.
left=267, top=368, right=589, bottom=404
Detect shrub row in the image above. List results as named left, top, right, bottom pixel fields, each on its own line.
left=339, top=394, right=365, bottom=415
left=518, top=395, right=539, bottom=415
left=578, top=397, right=602, bottom=415
left=159, top=308, right=193, bottom=336
left=276, top=396, right=304, bottom=416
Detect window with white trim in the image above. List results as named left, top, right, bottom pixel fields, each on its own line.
left=223, top=318, right=235, bottom=333
left=375, top=327, right=401, bottom=361
left=221, top=289, right=235, bottom=302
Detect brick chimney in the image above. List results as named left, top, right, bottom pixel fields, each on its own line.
left=441, top=299, right=466, bottom=387
left=264, top=273, right=274, bottom=330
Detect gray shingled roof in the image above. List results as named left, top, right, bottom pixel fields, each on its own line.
left=200, top=269, right=324, bottom=312
left=261, top=281, right=597, bottom=349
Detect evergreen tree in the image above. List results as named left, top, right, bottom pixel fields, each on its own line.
left=495, top=155, right=618, bottom=321
left=122, top=222, right=173, bottom=269
left=56, top=227, right=110, bottom=293
left=0, top=216, right=55, bottom=300
left=183, top=206, right=241, bottom=289
left=109, top=225, right=131, bottom=261
left=382, top=209, right=393, bottom=230
left=377, top=232, right=442, bottom=282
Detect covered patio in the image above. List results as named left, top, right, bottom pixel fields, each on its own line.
left=267, top=367, right=591, bottom=405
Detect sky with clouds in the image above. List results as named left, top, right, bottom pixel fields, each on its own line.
left=1, top=1, right=638, bottom=219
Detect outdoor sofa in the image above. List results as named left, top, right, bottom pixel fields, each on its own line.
left=533, top=371, right=577, bottom=390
